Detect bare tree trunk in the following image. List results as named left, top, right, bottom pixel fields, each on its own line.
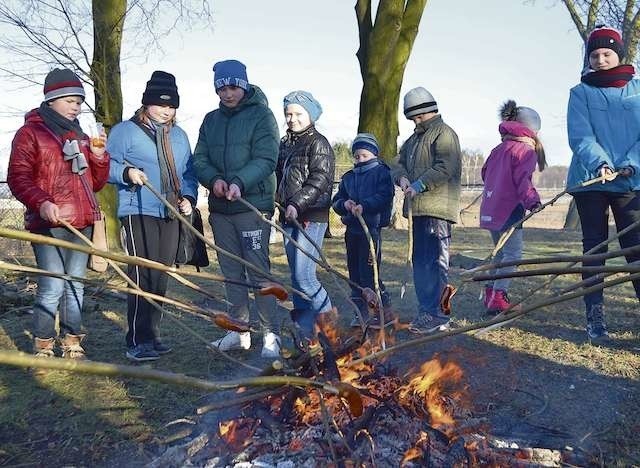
left=356, top=0, right=428, bottom=161
left=92, top=0, right=126, bottom=249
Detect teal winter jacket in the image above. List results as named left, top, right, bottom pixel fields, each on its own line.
left=193, top=85, right=279, bottom=215
left=566, top=79, right=640, bottom=193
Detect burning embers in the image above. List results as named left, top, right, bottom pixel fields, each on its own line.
left=207, top=321, right=473, bottom=466
left=152, top=321, right=578, bottom=467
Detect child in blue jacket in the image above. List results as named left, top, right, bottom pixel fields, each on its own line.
left=332, top=133, right=395, bottom=328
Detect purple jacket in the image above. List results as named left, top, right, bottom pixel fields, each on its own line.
left=479, top=121, right=540, bottom=231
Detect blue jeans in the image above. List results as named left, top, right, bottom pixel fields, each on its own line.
left=489, top=229, right=523, bottom=292
left=412, top=216, right=451, bottom=317
left=31, top=226, right=92, bottom=338
left=283, top=222, right=331, bottom=334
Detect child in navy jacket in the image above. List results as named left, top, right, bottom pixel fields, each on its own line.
left=332, top=133, right=395, bottom=328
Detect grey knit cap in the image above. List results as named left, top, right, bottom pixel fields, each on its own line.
left=516, top=107, right=541, bottom=133
left=403, top=87, right=438, bottom=119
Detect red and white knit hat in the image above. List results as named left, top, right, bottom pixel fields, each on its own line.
left=43, top=68, right=85, bottom=102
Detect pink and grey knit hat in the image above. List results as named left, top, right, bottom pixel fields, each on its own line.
left=43, top=68, right=85, bottom=102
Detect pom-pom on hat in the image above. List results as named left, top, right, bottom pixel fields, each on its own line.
left=403, top=87, right=438, bottom=119
left=587, top=26, right=624, bottom=59
left=43, top=68, right=85, bottom=102
left=213, top=59, right=249, bottom=91
left=351, top=132, right=379, bottom=157
left=283, top=90, right=323, bottom=123
left=142, top=70, right=180, bottom=108
left=500, top=99, right=541, bottom=133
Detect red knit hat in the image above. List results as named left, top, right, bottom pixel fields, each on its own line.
left=587, top=26, right=624, bottom=59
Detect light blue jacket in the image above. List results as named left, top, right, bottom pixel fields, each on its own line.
left=107, top=120, right=198, bottom=218
left=566, top=79, right=640, bottom=192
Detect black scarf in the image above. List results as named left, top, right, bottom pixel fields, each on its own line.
left=581, top=64, right=635, bottom=88
left=38, top=102, right=88, bottom=174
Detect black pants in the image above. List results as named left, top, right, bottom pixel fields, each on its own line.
left=345, top=229, right=390, bottom=308
left=573, top=191, right=640, bottom=308
left=121, top=215, right=179, bottom=347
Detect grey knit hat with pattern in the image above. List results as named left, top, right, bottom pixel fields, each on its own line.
left=403, top=87, right=438, bottom=119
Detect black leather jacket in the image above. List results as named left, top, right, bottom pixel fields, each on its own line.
left=276, top=126, right=335, bottom=223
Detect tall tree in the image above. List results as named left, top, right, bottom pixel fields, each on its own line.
left=0, top=0, right=211, bottom=246
left=355, top=0, right=428, bottom=161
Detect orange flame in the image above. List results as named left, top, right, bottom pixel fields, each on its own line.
left=397, top=358, right=464, bottom=429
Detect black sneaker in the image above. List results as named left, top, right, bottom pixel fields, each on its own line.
left=126, top=343, right=160, bottom=362
left=408, top=313, right=450, bottom=335
left=586, top=303, right=610, bottom=345
left=153, top=339, right=172, bottom=355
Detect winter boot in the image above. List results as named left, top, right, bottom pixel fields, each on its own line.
left=483, top=286, right=494, bottom=308
left=349, top=298, right=369, bottom=328
left=586, top=303, right=610, bottom=345
left=33, top=337, right=55, bottom=358
left=486, top=289, right=520, bottom=315
left=60, top=334, right=87, bottom=360
left=32, top=337, right=55, bottom=376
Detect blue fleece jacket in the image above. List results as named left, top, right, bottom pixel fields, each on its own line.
left=566, top=79, right=640, bottom=192
left=107, top=120, right=198, bottom=218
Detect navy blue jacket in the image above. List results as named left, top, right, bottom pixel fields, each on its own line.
left=332, top=158, right=394, bottom=234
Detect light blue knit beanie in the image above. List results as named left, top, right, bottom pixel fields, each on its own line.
left=283, top=90, right=323, bottom=123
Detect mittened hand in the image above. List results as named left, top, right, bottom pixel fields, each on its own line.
left=351, top=204, right=363, bottom=216
left=127, top=168, right=147, bottom=186
left=344, top=200, right=356, bottom=212
left=529, top=202, right=542, bottom=213
left=399, top=177, right=411, bottom=190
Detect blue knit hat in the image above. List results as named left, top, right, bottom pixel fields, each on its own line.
left=351, top=133, right=379, bottom=157
left=213, top=59, right=248, bottom=91
left=283, top=90, right=323, bottom=123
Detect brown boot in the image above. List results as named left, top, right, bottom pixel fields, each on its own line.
left=32, top=337, right=55, bottom=376
left=33, top=337, right=55, bottom=358
left=60, top=333, right=87, bottom=360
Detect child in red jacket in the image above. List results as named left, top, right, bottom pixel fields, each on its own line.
left=479, top=100, right=546, bottom=314
left=8, top=68, right=109, bottom=360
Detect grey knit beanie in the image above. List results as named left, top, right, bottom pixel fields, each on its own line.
left=403, top=87, right=438, bottom=119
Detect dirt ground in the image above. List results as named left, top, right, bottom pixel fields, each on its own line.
left=0, top=219, right=639, bottom=466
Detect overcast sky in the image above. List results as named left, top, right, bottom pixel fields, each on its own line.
left=0, top=0, right=584, bottom=178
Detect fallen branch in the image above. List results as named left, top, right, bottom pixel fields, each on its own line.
left=0, top=350, right=342, bottom=394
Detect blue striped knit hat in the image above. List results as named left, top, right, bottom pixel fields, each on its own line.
left=351, top=133, right=379, bottom=156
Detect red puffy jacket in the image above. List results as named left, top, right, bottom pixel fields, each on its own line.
left=7, top=109, right=110, bottom=231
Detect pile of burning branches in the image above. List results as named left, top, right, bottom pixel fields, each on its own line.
left=144, top=319, right=583, bottom=467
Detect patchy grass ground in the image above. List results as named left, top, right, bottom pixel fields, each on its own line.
left=0, top=220, right=639, bottom=467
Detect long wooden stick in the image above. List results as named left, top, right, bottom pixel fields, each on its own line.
left=401, top=197, right=413, bottom=300
left=355, top=212, right=386, bottom=350
left=489, top=171, right=620, bottom=260
left=240, top=197, right=364, bottom=293
left=0, top=350, right=341, bottom=394
left=0, top=227, right=292, bottom=300
left=464, top=244, right=640, bottom=276
left=140, top=178, right=303, bottom=298
left=471, top=264, right=640, bottom=282
left=348, top=270, right=640, bottom=366
left=0, top=259, right=235, bottom=325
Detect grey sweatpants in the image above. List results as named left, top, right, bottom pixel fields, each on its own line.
left=209, top=211, right=277, bottom=332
